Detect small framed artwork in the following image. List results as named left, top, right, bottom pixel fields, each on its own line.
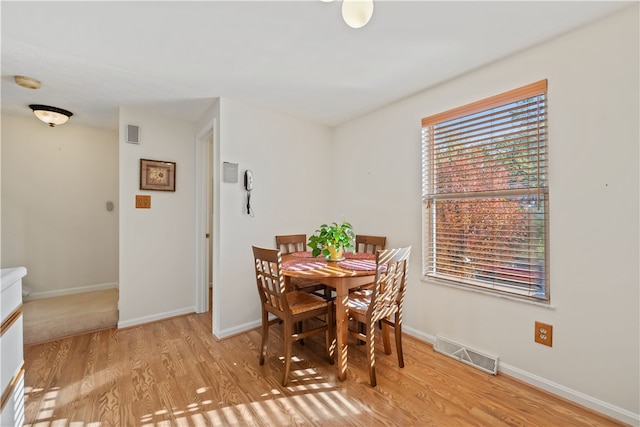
left=140, top=158, right=176, bottom=191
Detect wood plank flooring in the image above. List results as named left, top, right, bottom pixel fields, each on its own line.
left=23, top=308, right=626, bottom=426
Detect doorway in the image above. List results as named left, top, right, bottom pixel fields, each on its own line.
left=195, top=118, right=219, bottom=334
left=207, top=135, right=213, bottom=309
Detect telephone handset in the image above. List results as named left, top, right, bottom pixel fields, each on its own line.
left=244, top=170, right=254, bottom=216
left=244, top=170, right=253, bottom=191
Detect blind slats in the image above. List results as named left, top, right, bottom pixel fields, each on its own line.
left=422, top=80, right=547, bottom=127
left=435, top=100, right=546, bottom=129
left=435, top=105, right=547, bottom=141
left=432, top=126, right=547, bottom=152
left=421, top=80, right=549, bottom=302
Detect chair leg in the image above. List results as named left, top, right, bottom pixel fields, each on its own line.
left=282, top=319, right=293, bottom=386
left=366, top=320, right=377, bottom=387
left=296, top=321, right=304, bottom=345
left=260, top=311, right=269, bottom=365
left=381, top=320, right=392, bottom=355
left=358, top=322, right=366, bottom=345
left=395, top=315, right=404, bottom=368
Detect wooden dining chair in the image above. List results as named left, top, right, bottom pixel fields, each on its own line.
left=352, top=234, right=387, bottom=295
left=252, top=246, right=334, bottom=386
left=275, top=234, right=330, bottom=299
left=346, top=246, right=411, bottom=386
left=355, top=234, right=387, bottom=255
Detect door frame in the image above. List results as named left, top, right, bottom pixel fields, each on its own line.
left=195, top=118, right=219, bottom=333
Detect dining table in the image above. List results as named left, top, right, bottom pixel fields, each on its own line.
left=281, top=251, right=377, bottom=381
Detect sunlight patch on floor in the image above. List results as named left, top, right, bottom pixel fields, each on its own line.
left=23, top=361, right=365, bottom=426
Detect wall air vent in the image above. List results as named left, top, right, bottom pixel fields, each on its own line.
left=126, top=124, right=140, bottom=144
left=434, top=335, right=498, bottom=375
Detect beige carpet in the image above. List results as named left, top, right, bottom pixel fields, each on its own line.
left=23, top=288, right=118, bottom=345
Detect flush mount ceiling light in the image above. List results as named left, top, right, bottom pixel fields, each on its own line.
left=323, top=0, right=374, bottom=29
left=14, top=75, right=42, bottom=90
left=29, top=104, right=73, bottom=127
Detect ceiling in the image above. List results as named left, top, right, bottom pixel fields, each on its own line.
left=1, top=1, right=633, bottom=130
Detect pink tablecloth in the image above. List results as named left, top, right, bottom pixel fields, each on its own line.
left=344, top=252, right=376, bottom=260
left=337, top=260, right=377, bottom=271
left=282, top=260, right=327, bottom=271
left=291, top=251, right=315, bottom=258
left=291, top=251, right=375, bottom=260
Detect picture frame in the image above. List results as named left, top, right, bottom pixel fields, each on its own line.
left=140, top=158, right=176, bottom=191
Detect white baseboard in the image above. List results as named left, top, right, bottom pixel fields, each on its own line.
left=213, top=319, right=262, bottom=340
left=117, top=306, right=196, bottom=329
left=498, top=363, right=639, bottom=426
left=402, top=326, right=639, bottom=426
left=24, top=282, right=119, bottom=301
left=403, top=326, right=436, bottom=345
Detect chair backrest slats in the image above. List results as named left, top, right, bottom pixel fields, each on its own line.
left=275, top=234, right=307, bottom=254
left=369, top=246, right=411, bottom=322
left=355, top=235, right=386, bottom=254
left=253, top=246, right=289, bottom=313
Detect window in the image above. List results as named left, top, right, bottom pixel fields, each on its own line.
left=421, top=80, right=549, bottom=302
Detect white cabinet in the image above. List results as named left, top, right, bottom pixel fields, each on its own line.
left=1, top=267, right=27, bottom=427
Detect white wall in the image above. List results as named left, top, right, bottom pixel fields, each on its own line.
left=3, top=5, right=636, bottom=424
left=330, top=5, right=639, bottom=423
left=213, top=97, right=333, bottom=336
left=1, top=114, right=118, bottom=297
left=117, top=108, right=197, bottom=327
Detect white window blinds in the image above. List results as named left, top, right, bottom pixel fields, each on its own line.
left=421, top=80, right=549, bottom=301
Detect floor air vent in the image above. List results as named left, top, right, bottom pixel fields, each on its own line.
left=434, top=335, right=498, bottom=375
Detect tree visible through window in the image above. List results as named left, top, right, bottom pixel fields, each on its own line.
left=421, top=80, right=549, bottom=302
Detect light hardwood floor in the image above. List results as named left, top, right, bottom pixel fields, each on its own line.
left=23, top=307, right=625, bottom=426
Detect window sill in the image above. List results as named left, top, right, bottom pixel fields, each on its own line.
left=421, top=275, right=556, bottom=309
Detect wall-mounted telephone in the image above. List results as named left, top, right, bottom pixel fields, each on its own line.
left=244, top=170, right=253, bottom=191
left=244, top=170, right=254, bottom=216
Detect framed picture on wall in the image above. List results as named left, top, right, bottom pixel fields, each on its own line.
left=140, top=158, right=176, bottom=191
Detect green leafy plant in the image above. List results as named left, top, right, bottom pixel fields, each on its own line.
left=308, top=221, right=355, bottom=258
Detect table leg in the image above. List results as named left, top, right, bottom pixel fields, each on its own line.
left=334, top=282, right=349, bottom=381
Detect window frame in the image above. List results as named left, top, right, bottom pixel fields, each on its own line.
left=421, top=80, right=550, bottom=303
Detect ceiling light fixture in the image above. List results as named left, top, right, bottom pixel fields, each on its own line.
left=29, top=104, right=73, bottom=127
left=14, top=75, right=42, bottom=90
left=323, top=0, right=374, bottom=29
left=341, top=0, right=374, bottom=28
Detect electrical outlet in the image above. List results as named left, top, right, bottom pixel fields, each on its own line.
left=136, top=195, right=151, bottom=209
left=535, top=321, right=553, bottom=347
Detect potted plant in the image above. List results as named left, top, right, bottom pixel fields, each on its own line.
left=308, top=221, right=355, bottom=260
